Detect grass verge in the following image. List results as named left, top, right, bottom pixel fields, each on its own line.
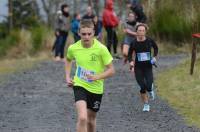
left=157, top=41, right=192, bottom=55
left=0, top=52, right=50, bottom=84
left=156, top=56, right=200, bottom=128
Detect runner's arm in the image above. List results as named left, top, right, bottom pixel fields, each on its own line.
left=125, top=29, right=137, bottom=37
left=151, top=40, right=158, bottom=58
left=129, top=51, right=136, bottom=71
left=65, top=58, right=73, bottom=87
left=128, top=42, right=136, bottom=71
left=128, top=41, right=135, bottom=62
left=87, top=63, right=115, bottom=81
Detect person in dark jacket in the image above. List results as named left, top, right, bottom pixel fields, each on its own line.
left=52, top=10, right=62, bottom=52
left=126, top=0, right=147, bottom=23
left=102, top=0, right=119, bottom=57
left=130, top=0, right=147, bottom=23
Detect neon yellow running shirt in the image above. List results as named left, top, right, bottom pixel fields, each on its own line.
left=66, top=39, right=113, bottom=94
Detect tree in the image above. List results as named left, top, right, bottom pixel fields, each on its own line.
left=117, top=0, right=123, bottom=19
left=88, top=0, right=92, bottom=6
left=41, top=0, right=66, bottom=27
left=73, top=0, right=78, bottom=13
left=8, top=0, right=13, bottom=31
left=93, top=0, right=100, bottom=16
left=12, top=0, right=40, bottom=28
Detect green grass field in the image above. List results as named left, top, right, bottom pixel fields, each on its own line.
left=156, top=57, right=200, bottom=128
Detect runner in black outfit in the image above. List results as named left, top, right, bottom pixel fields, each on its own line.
left=128, top=23, right=158, bottom=112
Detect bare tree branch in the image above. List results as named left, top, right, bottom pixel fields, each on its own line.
left=8, top=0, right=13, bottom=31
left=93, top=0, right=99, bottom=16
left=88, top=0, right=92, bottom=6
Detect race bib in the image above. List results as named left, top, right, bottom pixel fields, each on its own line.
left=137, top=52, right=151, bottom=61
left=77, top=66, right=95, bottom=82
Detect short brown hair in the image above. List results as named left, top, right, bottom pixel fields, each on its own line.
left=79, top=19, right=94, bottom=29
left=136, top=23, right=149, bottom=31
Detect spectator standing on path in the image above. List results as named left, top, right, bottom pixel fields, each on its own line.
left=65, top=19, right=115, bottom=132
left=71, top=12, right=81, bottom=43
left=52, top=10, right=62, bottom=53
left=82, top=6, right=95, bottom=20
left=102, top=0, right=119, bottom=58
left=128, top=23, right=158, bottom=112
left=122, top=11, right=138, bottom=64
left=54, top=4, right=70, bottom=61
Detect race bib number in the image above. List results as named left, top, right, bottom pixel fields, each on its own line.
left=77, top=66, right=95, bottom=82
left=137, top=52, right=151, bottom=61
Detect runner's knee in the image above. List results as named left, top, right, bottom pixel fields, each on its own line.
left=78, top=116, right=87, bottom=125
left=122, top=51, right=128, bottom=57
left=140, top=88, right=146, bottom=93
left=87, top=118, right=95, bottom=127
left=122, top=45, right=129, bottom=56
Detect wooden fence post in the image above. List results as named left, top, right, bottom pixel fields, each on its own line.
left=190, top=33, right=200, bottom=75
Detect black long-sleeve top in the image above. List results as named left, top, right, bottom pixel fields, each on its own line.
left=128, top=37, right=158, bottom=68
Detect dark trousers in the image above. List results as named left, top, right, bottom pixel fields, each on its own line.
left=134, top=67, right=153, bottom=93
left=55, top=33, right=68, bottom=58
left=105, top=26, right=118, bottom=54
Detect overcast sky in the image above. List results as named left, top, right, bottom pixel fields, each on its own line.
left=0, top=0, right=8, bottom=22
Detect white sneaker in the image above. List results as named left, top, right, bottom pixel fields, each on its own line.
left=149, top=84, right=155, bottom=100
left=143, top=104, right=150, bottom=112
left=149, top=91, right=155, bottom=100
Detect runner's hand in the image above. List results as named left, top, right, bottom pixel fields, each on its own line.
left=151, top=57, right=158, bottom=67
left=129, top=61, right=135, bottom=73
left=86, top=74, right=98, bottom=81
left=151, top=57, right=157, bottom=64
left=56, top=31, right=60, bottom=36
left=66, top=77, right=73, bottom=87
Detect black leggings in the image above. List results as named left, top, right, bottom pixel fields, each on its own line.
left=105, top=26, right=118, bottom=54
left=134, top=67, right=153, bottom=93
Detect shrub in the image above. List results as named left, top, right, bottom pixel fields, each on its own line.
left=0, top=30, right=20, bottom=57
left=150, top=6, right=192, bottom=45
left=30, top=26, right=47, bottom=54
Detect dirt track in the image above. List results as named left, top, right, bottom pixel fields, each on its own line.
left=0, top=54, right=199, bottom=132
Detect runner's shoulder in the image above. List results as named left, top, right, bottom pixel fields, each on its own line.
left=146, top=36, right=155, bottom=42
left=130, top=37, right=137, bottom=45
left=94, top=39, right=107, bottom=50
left=68, top=40, right=81, bottom=50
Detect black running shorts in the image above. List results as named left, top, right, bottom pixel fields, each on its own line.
left=73, top=86, right=103, bottom=112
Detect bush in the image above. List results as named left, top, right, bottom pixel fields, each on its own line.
left=194, top=13, right=200, bottom=33
left=0, top=30, right=20, bottom=57
left=30, top=26, right=47, bottom=54
left=150, top=6, right=192, bottom=45
left=0, top=22, right=8, bottom=39
left=148, top=0, right=200, bottom=45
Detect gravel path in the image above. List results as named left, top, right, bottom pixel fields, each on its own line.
left=0, top=54, right=199, bottom=132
